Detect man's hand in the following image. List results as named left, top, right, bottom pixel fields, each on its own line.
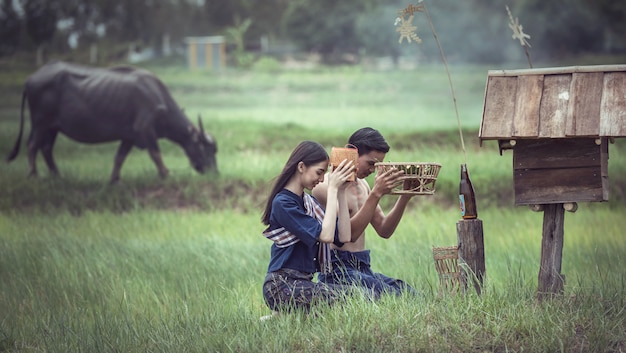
left=371, top=167, right=404, bottom=198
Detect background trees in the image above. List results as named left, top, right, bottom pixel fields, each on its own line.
left=1, top=0, right=624, bottom=65
left=23, top=0, right=58, bottom=64
left=0, top=0, right=21, bottom=56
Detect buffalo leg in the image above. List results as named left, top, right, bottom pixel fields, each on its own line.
left=111, top=140, right=133, bottom=183
left=26, top=139, right=39, bottom=177
left=40, top=130, right=60, bottom=176
left=148, top=148, right=169, bottom=179
left=26, top=129, right=46, bottom=177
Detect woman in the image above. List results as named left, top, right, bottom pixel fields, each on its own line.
left=261, top=141, right=354, bottom=313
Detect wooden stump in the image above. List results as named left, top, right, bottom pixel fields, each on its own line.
left=537, top=203, right=566, bottom=300
left=456, top=219, right=485, bottom=295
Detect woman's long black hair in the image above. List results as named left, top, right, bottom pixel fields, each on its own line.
left=261, top=141, right=329, bottom=225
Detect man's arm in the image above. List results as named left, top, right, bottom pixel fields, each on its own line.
left=350, top=168, right=408, bottom=241
left=370, top=194, right=413, bottom=239
left=348, top=179, right=382, bottom=242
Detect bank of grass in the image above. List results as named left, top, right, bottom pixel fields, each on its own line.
left=1, top=125, right=624, bottom=213
left=0, top=207, right=624, bottom=352
left=2, top=62, right=624, bottom=211
left=0, top=61, right=625, bottom=351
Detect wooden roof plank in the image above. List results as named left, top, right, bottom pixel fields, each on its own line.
left=478, top=75, right=489, bottom=140
left=488, top=64, right=626, bottom=77
left=600, top=72, right=626, bottom=136
left=480, top=65, right=626, bottom=140
left=480, top=76, right=517, bottom=139
left=539, top=74, right=571, bottom=138
left=513, top=75, right=543, bottom=137
left=567, top=72, right=603, bottom=136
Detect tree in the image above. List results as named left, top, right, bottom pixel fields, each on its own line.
left=248, top=0, right=289, bottom=42
left=0, top=0, right=21, bottom=56
left=224, top=17, right=255, bottom=67
left=593, top=0, right=626, bottom=52
left=354, top=3, right=406, bottom=65
left=55, top=0, right=107, bottom=49
left=203, top=0, right=289, bottom=50
left=520, top=0, right=602, bottom=60
left=282, top=0, right=377, bottom=64
left=23, top=0, right=59, bottom=64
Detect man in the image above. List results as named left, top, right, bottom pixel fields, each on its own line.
left=312, top=127, right=417, bottom=297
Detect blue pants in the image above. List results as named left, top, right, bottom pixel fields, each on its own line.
left=318, top=249, right=416, bottom=298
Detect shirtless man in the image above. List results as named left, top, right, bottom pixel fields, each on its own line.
left=312, top=127, right=417, bottom=297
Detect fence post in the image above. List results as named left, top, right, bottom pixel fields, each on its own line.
left=456, top=218, right=485, bottom=295
left=537, top=203, right=566, bottom=300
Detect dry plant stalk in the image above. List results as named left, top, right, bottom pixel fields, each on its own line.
left=506, top=5, right=533, bottom=68
left=395, top=1, right=467, bottom=163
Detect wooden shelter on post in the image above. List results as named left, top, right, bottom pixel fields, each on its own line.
left=479, top=64, right=626, bottom=299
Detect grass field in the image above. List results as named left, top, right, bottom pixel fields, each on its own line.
left=0, top=59, right=624, bottom=352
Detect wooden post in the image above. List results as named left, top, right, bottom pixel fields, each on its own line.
left=537, top=203, right=566, bottom=300
left=456, top=219, right=485, bottom=295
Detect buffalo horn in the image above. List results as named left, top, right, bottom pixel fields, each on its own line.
left=198, top=114, right=205, bottom=134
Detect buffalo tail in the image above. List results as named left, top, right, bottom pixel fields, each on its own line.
left=6, top=90, right=26, bottom=162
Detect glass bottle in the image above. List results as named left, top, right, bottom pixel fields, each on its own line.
left=459, top=163, right=477, bottom=219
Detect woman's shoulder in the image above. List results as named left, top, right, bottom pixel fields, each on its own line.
left=272, top=189, right=302, bottom=207
left=275, top=188, right=299, bottom=200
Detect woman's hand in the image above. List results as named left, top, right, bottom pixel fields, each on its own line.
left=328, top=159, right=355, bottom=190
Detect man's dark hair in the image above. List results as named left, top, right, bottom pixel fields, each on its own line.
left=348, top=127, right=390, bottom=156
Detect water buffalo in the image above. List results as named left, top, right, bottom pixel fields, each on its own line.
left=7, top=61, right=218, bottom=183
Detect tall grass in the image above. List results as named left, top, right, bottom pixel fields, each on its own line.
left=0, top=61, right=625, bottom=352
left=1, top=207, right=624, bottom=352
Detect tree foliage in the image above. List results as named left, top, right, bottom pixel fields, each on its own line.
left=23, top=0, right=58, bottom=46
left=1, top=0, right=624, bottom=64
left=282, top=0, right=378, bottom=63
left=518, top=0, right=604, bottom=59
left=0, top=0, right=21, bottom=55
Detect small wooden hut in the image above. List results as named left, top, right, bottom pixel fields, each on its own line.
left=479, top=64, right=626, bottom=297
left=480, top=65, right=626, bottom=205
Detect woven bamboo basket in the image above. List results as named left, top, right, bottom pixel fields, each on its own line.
left=374, top=162, right=442, bottom=195
left=432, top=246, right=460, bottom=294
